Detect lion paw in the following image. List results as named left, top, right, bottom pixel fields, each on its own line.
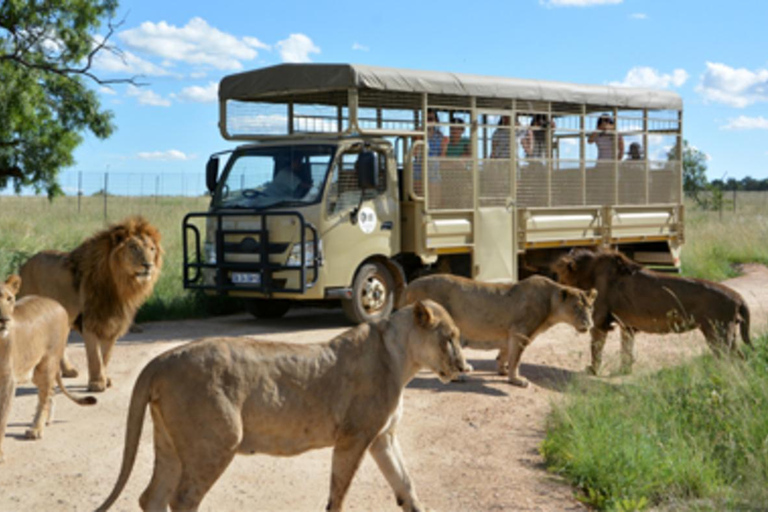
left=617, top=365, right=633, bottom=376
left=61, top=367, right=79, bottom=378
left=508, top=376, right=529, bottom=388
left=585, top=365, right=599, bottom=376
left=24, top=428, right=42, bottom=440
left=88, top=380, right=108, bottom=392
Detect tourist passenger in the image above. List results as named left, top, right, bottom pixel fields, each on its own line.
left=491, top=116, right=511, bottom=158
left=446, top=117, right=470, bottom=157
left=522, top=114, right=552, bottom=159
left=628, top=142, right=643, bottom=160
left=588, top=115, right=625, bottom=160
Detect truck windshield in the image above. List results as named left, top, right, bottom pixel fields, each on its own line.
left=214, top=145, right=335, bottom=209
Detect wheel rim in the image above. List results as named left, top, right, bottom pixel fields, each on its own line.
left=361, top=273, right=388, bottom=314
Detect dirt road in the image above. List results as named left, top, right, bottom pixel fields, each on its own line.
left=2, top=266, right=766, bottom=512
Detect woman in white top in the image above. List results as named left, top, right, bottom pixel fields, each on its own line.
left=588, top=115, right=624, bottom=160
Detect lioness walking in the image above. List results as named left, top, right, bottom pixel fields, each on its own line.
left=97, top=300, right=469, bottom=512
left=401, top=274, right=596, bottom=387
left=553, top=248, right=752, bottom=375
left=0, top=276, right=96, bottom=463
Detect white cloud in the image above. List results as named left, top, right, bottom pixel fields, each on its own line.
left=540, top=0, right=622, bottom=6
left=92, top=46, right=171, bottom=76
left=610, top=67, right=689, bottom=89
left=119, top=17, right=266, bottom=70
left=176, top=82, right=218, bottom=103
left=276, top=34, right=320, bottom=63
left=630, top=13, right=648, bottom=19
left=696, top=62, right=768, bottom=108
left=127, top=85, right=171, bottom=107
left=721, top=116, right=768, bottom=130
left=352, top=42, right=369, bottom=52
left=137, top=150, right=195, bottom=161
left=99, top=86, right=117, bottom=95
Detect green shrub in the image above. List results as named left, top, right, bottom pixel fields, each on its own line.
left=542, top=335, right=768, bottom=511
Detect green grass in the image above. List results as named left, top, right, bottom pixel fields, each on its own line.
left=682, top=193, right=768, bottom=281
left=541, top=335, right=768, bottom=511
left=0, top=195, right=242, bottom=322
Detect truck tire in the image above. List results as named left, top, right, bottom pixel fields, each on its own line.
left=244, top=299, right=291, bottom=319
left=341, top=262, right=394, bottom=324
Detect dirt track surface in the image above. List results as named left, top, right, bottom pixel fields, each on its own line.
left=2, top=266, right=767, bottom=512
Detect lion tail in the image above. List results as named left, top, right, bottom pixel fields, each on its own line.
left=95, top=361, right=157, bottom=512
left=739, top=303, right=752, bottom=347
left=55, top=373, right=97, bottom=406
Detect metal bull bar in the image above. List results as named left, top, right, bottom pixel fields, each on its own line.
left=183, top=210, right=319, bottom=294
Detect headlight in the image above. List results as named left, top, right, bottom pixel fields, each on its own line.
left=204, top=241, right=217, bottom=264
left=286, top=240, right=322, bottom=267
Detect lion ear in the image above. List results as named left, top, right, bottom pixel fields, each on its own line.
left=110, top=227, right=128, bottom=246
left=5, top=274, right=21, bottom=295
left=587, top=288, right=598, bottom=303
left=413, top=300, right=435, bottom=328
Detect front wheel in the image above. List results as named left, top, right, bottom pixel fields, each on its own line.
left=243, top=299, right=291, bottom=319
left=341, top=262, right=394, bottom=324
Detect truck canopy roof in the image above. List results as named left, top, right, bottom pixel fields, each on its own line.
left=219, top=63, right=683, bottom=111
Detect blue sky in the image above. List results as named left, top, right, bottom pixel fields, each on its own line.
left=76, top=0, right=768, bottom=183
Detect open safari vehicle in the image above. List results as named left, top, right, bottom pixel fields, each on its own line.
left=183, top=63, right=684, bottom=323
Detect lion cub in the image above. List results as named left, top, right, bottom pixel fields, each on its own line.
left=402, top=274, right=597, bottom=387
left=0, top=275, right=96, bottom=463
left=97, top=300, right=469, bottom=512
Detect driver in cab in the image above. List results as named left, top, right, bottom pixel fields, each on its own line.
left=266, top=153, right=313, bottom=199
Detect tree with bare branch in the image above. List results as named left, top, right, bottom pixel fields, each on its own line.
left=0, top=0, right=137, bottom=197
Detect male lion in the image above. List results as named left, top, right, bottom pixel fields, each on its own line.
left=552, top=248, right=752, bottom=375
left=96, top=300, right=469, bottom=512
left=401, top=274, right=597, bottom=387
left=18, top=216, right=163, bottom=392
left=0, top=275, right=96, bottom=463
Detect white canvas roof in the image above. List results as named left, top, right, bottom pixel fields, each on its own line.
left=219, top=63, right=683, bottom=111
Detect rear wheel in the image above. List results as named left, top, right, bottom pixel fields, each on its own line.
left=243, top=299, right=291, bottom=319
left=342, top=262, right=394, bottom=324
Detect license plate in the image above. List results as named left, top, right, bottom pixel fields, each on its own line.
left=231, top=272, right=261, bottom=285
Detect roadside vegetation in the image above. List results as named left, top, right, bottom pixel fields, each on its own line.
left=542, top=334, right=768, bottom=511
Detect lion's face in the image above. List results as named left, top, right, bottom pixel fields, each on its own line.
left=552, top=250, right=597, bottom=290
left=554, top=286, right=597, bottom=333
left=411, top=300, right=470, bottom=383
left=0, top=275, right=21, bottom=339
left=110, top=232, right=162, bottom=284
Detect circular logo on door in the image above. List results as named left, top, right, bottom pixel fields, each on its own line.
left=358, top=207, right=377, bottom=234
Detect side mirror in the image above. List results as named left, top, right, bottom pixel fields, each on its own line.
left=206, top=157, right=219, bottom=194
left=355, top=151, right=378, bottom=190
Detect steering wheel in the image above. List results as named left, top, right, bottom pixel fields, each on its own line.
left=241, top=189, right=263, bottom=199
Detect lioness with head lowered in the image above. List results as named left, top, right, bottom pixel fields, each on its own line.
left=18, top=216, right=163, bottom=392
left=553, top=248, right=752, bottom=375
left=97, top=300, right=469, bottom=512
left=0, top=276, right=96, bottom=463
left=401, top=274, right=596, bottom=387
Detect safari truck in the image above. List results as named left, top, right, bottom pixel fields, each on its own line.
left=183, top=63, right=684, bottom=323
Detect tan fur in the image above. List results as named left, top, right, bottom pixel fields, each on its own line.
left=18, top=216, right=163, bottom=392
left=401, top=274, right=596, bottom=387
left=552, top=248, right=752, bottom=375
left=0, top=276, right=96, bottom=463
left=96, top=300, right=469, bottom=512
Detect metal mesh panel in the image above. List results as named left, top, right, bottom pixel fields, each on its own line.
left=429, top=159, right=473, bottom=210
left=517, top=161, right=549, bottom=207
left=358, top=90, right=421, bottom=132
left=585, top=163, right=615, bottom=205
left=325, top=152, right=387, bottom=215
left=551, top=161, right=583, bottom=206
left=478, top=159, right=511, bottom=207
left=226, top=101, right=290, bottom=136
left=619, top=162, right=647, bottom=205
left=649, top=162, right=680, bottom=204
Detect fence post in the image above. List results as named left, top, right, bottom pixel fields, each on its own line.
left=78, top=171, right=82, bottom=214
left=103, top=172, right=108, bottom=221
left=733, top=189, right=737, bottom=212
left=155, top=175, right=160, bottom=204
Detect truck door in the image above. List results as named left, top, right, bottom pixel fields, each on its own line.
left=321, top=145, right=399, bottom=294
left=474, top=111, right=517, bottom=282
